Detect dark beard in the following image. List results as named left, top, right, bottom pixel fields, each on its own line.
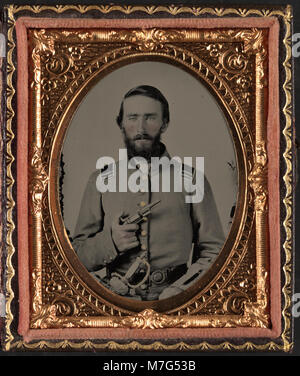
left=122, top=131, right=164, bottom=161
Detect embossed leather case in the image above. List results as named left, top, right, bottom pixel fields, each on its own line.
left=0, top=4, right=296, bottom=353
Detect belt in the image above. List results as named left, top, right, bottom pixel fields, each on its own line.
left=149, top=264, right=187, bottom=285
left=127, top=263, right=187, bottom=287
left=135, top=264, right=187, bottom=300
left=134, top=263, right=188, bottom=300
left=94, top=264, right=188, bottom=300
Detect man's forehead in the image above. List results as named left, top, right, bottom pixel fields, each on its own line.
left=123, top=95, right=163, bottom=113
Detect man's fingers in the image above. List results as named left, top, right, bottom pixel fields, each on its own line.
left=112, top=213, right=138, bottom=231
left=112, top=211, right=126, bottom=226
left=125, top=240, right=140, bottom=250
left=123, top=235, right=137, bottom=242
left=118, top=239, right=139, bottom=253
left=121, top=223, right=139, bottom=231
left=111, top=211, right=140, bottom=253
left=119, top=232, right=137, bottom=241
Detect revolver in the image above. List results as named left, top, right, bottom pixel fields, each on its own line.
left=91, top=200, right=161, bottom=287
left=109, top=200, right=161, bottom=293
left=119, top=199, right=161, bottom=225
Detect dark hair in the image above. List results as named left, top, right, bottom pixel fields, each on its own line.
left=116, top=85, right=170, bottom=127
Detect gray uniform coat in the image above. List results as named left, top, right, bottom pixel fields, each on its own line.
left=72, top=146, right=225, bottom=300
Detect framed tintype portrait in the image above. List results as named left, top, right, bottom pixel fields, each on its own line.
left=0, top=4, right=295, bottom=352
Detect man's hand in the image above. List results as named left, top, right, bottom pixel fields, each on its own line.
left=111, top=212, right=139, bottom=253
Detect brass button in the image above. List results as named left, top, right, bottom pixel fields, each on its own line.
left=141, top=230, right=147, bottom=237
left=140, top=201, right=146, bottom=207
left=141, top=244, right=147, bottom=251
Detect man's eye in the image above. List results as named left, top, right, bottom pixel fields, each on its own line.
left=146, top=115, right=156, bottom=121
left=128, top=115, right=138, bottom=121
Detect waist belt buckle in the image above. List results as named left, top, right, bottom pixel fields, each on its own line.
left=151, top=269, right=167, bottom=285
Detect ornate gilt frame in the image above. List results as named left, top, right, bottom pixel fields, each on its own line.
left=2, top=5, right=294, bottom=352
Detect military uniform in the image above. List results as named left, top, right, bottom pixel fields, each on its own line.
left=72, top=145, right=225, bottom=300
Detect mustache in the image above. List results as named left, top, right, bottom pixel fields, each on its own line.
left=133, top=134, right=153, bottom=141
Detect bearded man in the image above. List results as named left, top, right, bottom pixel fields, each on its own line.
left=72, top=85, right=224, bottom=301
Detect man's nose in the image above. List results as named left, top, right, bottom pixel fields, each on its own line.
left=137, top=116, right=147, bottom=132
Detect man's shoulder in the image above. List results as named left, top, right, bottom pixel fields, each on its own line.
left=181, top=163, right=195, bottom=178
left=98, top=162, right=116, bottom=178
left=89, top=162, right=116, bottom=182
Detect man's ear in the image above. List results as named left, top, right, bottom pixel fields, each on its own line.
left=161, top=122, right=169, bottom=133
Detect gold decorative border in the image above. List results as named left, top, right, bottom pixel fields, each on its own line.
left=35, top=26, right=256, bottom=322
left=281, top=5, right=294, bottom=353
left=3, top=4, right=294, bottom=352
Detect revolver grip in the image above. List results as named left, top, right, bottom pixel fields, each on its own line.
left=119, top=214, right=141, bottom=225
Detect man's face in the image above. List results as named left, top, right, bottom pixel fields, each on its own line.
left=121, top=95, right=167, bottom=157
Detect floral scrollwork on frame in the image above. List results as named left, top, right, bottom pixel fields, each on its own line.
left=31, top=29, right=82, bottom=104
left=30, top=29, right=58, bottom=89
left=219, top=48, right=249, bottom=75
left=215, top=46, right=252, bottom=104
left=239, top=270, right=270, bottom=328
left=29, top=146, right=49, bottom=216
left=31, top=270, right=86, bottom=329
left=45, top=52, right=72, bottom=78
left=205, top=28, right=267, bottom=86
left=204, top=28, right=265, bottom=54
left=112, top=28, right=186, bottom=52
left=113, top=309, right=185, bottom=329
left=215, top=270, right=269, bottom=328
left=248, top=141, right=268, bottom=213
left=219, top=285, right=250, bottom=315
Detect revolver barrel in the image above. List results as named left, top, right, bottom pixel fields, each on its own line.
left=120, top=199, right=161, bottom=224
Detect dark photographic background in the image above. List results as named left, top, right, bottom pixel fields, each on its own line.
left=0, top=0, right=299, bottom=361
